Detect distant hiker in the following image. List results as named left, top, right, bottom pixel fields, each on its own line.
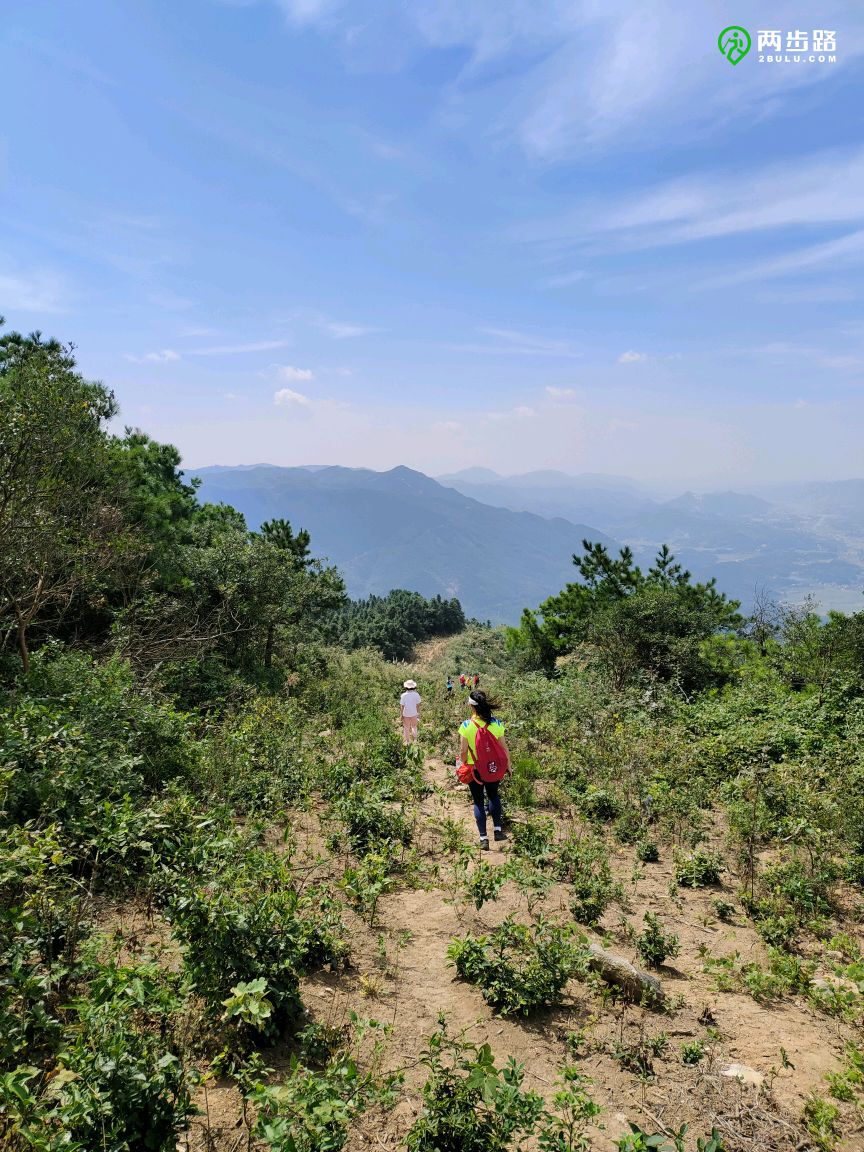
left=473, top=673, right=480, bottom=689
left=400, top=679, right=422, bottom=744
left=456, top=690, right=510, bottom=851
left=459, top=674, right=466, bottom=689
left=446, top=676, right=453, bottom=696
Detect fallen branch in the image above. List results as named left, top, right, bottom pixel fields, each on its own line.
left=586, top=944, right=665, bottom=1006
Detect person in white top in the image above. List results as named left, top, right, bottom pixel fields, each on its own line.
left=399, top=679, right=422, bottom=744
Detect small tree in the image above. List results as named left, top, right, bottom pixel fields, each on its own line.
left=511, top=541, right=741, bottom=689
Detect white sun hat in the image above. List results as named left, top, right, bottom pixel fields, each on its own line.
left=403, top=679, right=417, bottom=689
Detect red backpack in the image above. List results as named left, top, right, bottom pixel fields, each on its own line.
left=471, top=720, right=509, bottom=783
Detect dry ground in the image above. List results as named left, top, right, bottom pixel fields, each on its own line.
left=168, top=735, right=863, bottom=1152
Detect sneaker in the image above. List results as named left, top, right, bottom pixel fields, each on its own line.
left=479, top=837, right=490, bottom=851
left=493, top=829, right=507, bottom=842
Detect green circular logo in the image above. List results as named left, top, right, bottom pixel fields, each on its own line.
left=718, top=25, right=752, bottom=65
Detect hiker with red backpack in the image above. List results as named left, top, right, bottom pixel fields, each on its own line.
left=455, top=690, right=510, bottom=850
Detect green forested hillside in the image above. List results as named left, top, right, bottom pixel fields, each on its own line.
left=2, top=329, right=864, bottom=1152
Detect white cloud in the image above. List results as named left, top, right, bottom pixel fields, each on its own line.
left=521, top=147, right=864, bottom=267
left=273, top=387, right=311, bottom=407
left=276, top=365, right=314, bottom=381
left=701, top=229, right=864, bottom=289
left=618, top=350, right=648, bottom=364
left=248, top=3, right=864, bottom=160
left=190, top=339, right=291, bottom=355
left=545, top=386, right=576, bottom=398
left=319, top=320, right=376, bottom=339
left=276, top=0, right=341, bottom=25
left=125, top=349, right=181, bottom=364
left=452, top=326, right=581, bottom=358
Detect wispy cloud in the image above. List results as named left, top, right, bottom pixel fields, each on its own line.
left=0, top=269, right=66, bottom=313
left=275, top=0, right=342, bottom=26
left=314, top=317, right=378, bottom=339
left=125, top=349, right=181, bottom=364
left=701, top=230, right=864, bottom=289
left=519, top=147, right=864, bottom=255
left=275, top=364, right=314, bottom=381
left=243, top=3, right=864, bottom=160
left=452, top=326, right=581, bottom=358
left=545, top=386, right=577, bottom=398
left=189, top=339, right=292, bottom=355
left=273, top=387, right=311, bottom=407
left=542, top=270, right=586, bottom=288
left=618, top=350, right=648, bottom=364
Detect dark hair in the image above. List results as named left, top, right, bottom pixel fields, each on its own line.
left=468, top=689, right=499, bottom=723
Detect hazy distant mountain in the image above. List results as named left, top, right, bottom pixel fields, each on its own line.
left=435, top=469, right=864, bottom=613
left=753, top=480, right=864, bottom=535
left=191, top=465, right=614, bottom=623
left=190, top=464, right=864, bottom=618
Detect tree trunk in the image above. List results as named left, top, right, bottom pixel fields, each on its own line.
left=15, top=612, right=30, bottom=675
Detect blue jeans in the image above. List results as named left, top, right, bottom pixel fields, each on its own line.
left=468, top=779, right=501, bottom=838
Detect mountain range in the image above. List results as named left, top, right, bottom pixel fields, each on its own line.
left=191, top=465, right=614, bottom=622
left=190, top=465, right=864, bottom=623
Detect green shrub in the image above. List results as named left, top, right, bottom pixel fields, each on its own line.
left=680, top=1039, right=705, bottom=1065
left=803, top=1093, right=839, bottom=1151
left=635, top=913, right=680, bottom=969
left=0, top=956, right=197, bottom=1152
left=511, top=816, right=555, bottom=868
left=556, top=834, right=618, bottom=926
left=447, top=917, right=586, bottom=1016
left=636, top=840, right=660, bottom=864
left=406, top=1022, right=545, bottom=1152
left=464, top=860, right=510, bottom=910
left=506, top=757, right=542, bottom=811
left=762, top=855, right=837, bottom=920
left=580, top=788, right=621, bottom=823
left=250, top=1038, right=399, bottom=1152
left=674, top=849, right=724, bottom=888
left=332, top=781, right=412, bottom=855
left=168, top=852, right=346, bottom=1035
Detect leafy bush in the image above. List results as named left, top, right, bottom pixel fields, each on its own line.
left=448, top=917, right=587, bottom=1016
left=555, top=833, right=618, bottom=926
left=674, top=849, right=724, bottom=888
left=406, top=1022, right=545, bottom=1152
left=680, top=1040, right=705, bottom=1065
left=168, top=851, right=346, bottom=1036
left=464, top=860, right=509, bottom=910
left=580, top=788, right=621, bottom=823
left=250, top=1034, right=399, bottom=1152
left=617, top=1123, right=726, bottom=1151
left=0, top=955, right=197, bottom=1152
left=635, top=913, right=680, bottom=969
left=511, top=816, right=555, bottom=868
left=331, top=781, right=412, bottom=855
left=636, top=840, right=660, bottom=864
left=200, top=696, right=308, bottom=811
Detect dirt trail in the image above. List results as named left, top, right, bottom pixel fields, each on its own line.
left=187, top=700, right=863, bottom=1151
left=336, top=738, right=860, bottom=1151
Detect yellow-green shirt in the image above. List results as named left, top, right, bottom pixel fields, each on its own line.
left=459, top=717, right=504, bottom=764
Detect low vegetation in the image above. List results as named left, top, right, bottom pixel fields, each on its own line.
left=2, top=324, right=864, bottom=1150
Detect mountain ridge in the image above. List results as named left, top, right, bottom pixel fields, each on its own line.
left=190, top=464, right=864, bottom=620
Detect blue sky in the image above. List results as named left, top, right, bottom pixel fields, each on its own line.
left=2, top=0, right=863, bottom=484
